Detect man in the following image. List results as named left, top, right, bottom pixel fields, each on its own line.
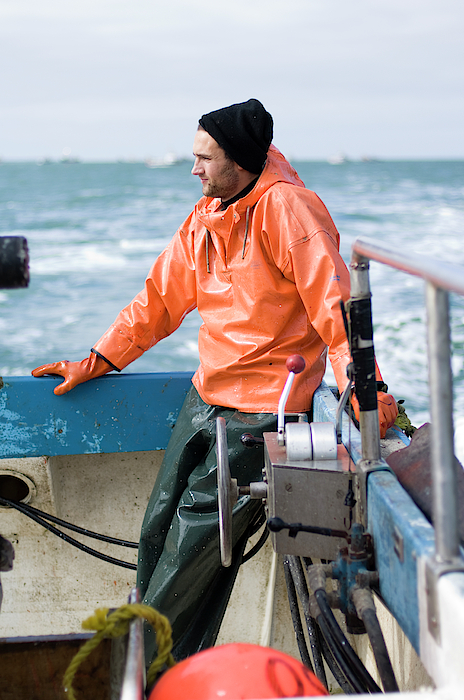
left=33, top=99, right=397, bottom=662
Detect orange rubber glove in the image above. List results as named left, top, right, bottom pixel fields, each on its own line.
left=31, top=353, right=113, bottom=396
left=350, top=391, right=398, bottom=439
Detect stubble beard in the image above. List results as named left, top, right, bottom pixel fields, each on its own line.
left=202, top=160, right=240, bottom=200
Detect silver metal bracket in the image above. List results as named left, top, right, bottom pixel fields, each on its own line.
left=335, top=377, right=354, bottom=444
left=355, top=458, right=393, bottom=528
left=216, top=416, right=268, bottom=567
left=114, top=588, right=146, bottom=700
left=425, top=555, right=464, bottom=643
left=217, top=416, right=238, bottom=568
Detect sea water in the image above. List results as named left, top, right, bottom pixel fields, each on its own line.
left=1, top=159, right=463, bottom=448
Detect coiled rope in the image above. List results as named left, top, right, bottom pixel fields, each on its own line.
left=63, top=603, right=176, bottom=699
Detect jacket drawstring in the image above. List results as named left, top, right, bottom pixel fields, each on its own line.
left=206, top=228, right=211, bottom=273
left=206, top=206, right=253, bottom=272
left=242, top=206, right=253, bottom=259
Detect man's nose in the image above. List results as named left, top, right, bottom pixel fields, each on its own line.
left=191, top=158, right=202, bottom=175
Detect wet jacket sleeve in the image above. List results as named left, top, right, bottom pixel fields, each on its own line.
left=286, top=227, right=385, bottom=395
left=287, top=230, right=353, bottom=394
left=92, top=221, right=197, bottom=370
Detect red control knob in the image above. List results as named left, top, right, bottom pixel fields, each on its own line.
left=286, top=354, right=305, bottom=374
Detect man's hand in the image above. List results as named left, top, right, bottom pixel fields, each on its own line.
left=377, top=391, right=398, bottom=438
left=32, top=354, right=112, bottom=396
left=350, top=391, right=398, bottom=439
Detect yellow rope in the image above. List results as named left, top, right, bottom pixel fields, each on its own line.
left=63, top=603, right=175, bottom=699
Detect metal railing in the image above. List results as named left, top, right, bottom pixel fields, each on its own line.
left=351, top=237, right=463, bottom=566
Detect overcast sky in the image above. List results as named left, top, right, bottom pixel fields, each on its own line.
left=1, top=0, right=463, bottom=161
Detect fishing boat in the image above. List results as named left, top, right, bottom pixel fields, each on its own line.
left=0, top=235, right=463, bottom=698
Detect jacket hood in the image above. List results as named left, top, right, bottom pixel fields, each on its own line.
left=198, top=145, right=306, bottom=218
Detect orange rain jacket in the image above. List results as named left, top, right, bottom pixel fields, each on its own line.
left=93, top=146, right=354, bottom=413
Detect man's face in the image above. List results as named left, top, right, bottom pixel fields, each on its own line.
left=192, top=129, right=241, bottom=200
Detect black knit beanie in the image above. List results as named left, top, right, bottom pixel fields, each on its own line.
left=199, top=99, right=273, bottom=174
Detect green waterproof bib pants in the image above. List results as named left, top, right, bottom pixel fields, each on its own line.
left=137, top=385, right=277, bottom=664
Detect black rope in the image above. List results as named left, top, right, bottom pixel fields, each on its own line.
left=0, top=497, right=137, bottom=570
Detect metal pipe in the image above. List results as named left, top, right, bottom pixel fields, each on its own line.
left=352, top=238, right=463, bottom=565
left=335, top=376, right=353, bottom=444
left=349, top=254, right=381, bottom=462
left=350, top=253, right=370, bottom=298
left=425, top=283, right=460, bottom=562
left=352, top=236, right=464, bottom=296
left=359, top=412, right=381, bottom=463
left=120, top=589, right=145, bottom=700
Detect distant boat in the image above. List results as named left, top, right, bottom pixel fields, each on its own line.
left=145, top=153, right=185, bottom=168
left=327, top=152, right=349, bottom=165
left=60, top=148, right=80, bottom=164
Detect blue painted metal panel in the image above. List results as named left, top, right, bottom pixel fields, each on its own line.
left=0, top=373, right=193, bottom=458
left=368, top=470, right=436, bottom=654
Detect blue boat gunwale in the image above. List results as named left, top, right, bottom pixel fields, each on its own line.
left=1, top=373, right=409, bottom=460
left=0, top=372, right=194, bottom=458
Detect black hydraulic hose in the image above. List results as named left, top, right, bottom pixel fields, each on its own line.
left=4, top=499, right=138, bottom=547
left=282, top=556, right=314, bottom=673
left=316, top=625, right=356, bottom=695
left=287, top=556, right=327, bottom=689
left=316, top=611, right=367, bottom=694
left=315, top=588, right=382, bottom=694
left=363, top=608, right=399, bottom=693
left=0, top=497, right=137, bottom=570
left=290, top=555, right=354, bottom=694
left=351, top=587, right=399, bottom=693
left=242, top=527, right=269, bottom=564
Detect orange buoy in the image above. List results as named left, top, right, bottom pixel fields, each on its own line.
left=148, top=643, right=328, bottom=699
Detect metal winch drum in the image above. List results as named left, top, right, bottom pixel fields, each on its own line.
left=284, top=420, right=337, bottom=461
